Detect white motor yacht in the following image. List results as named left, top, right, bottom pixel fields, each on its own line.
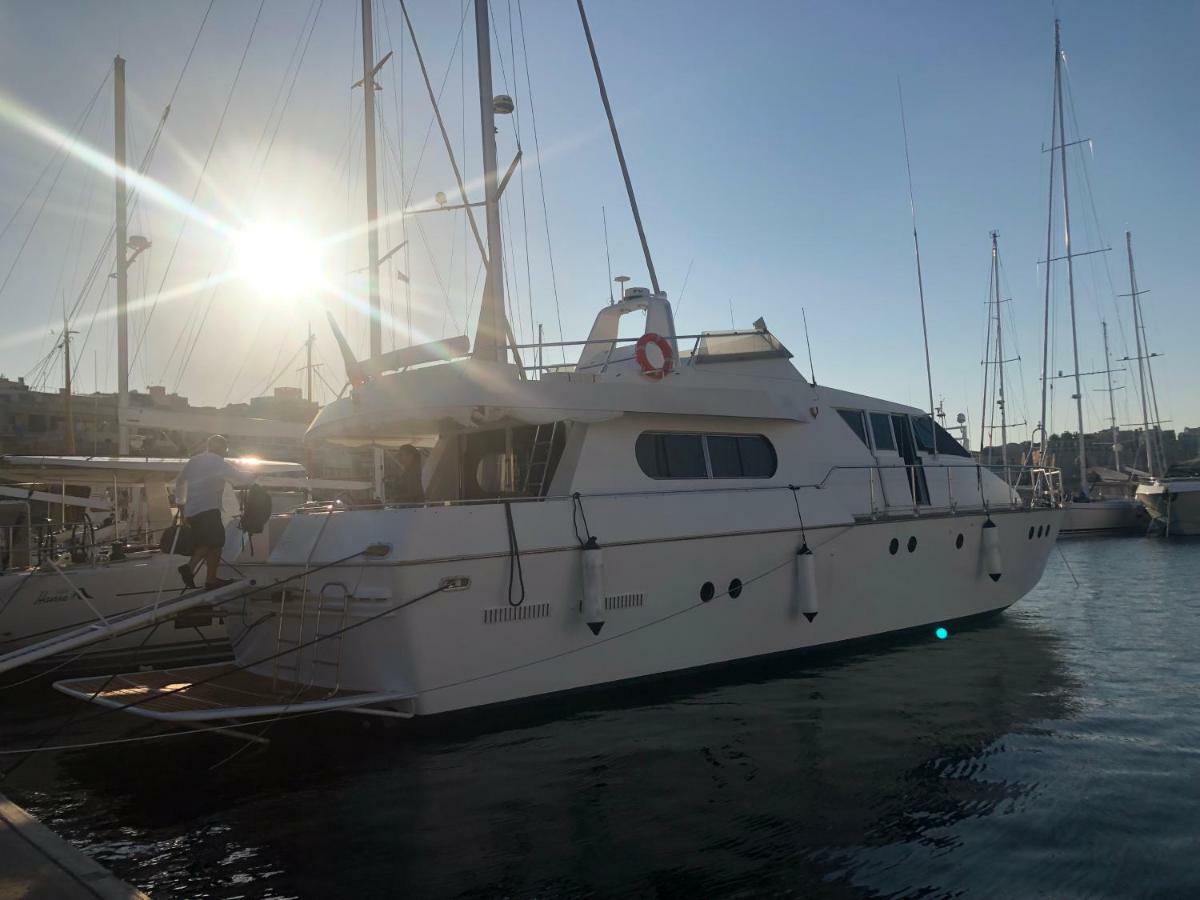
left=1136, top=463, right=1200, bottom=536
left=54, top=0, right=1063, bottom=724
left=56, top=300, right=1064, bottom=721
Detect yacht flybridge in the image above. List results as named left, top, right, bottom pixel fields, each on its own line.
left=54, top=0, right=1062, bottom=723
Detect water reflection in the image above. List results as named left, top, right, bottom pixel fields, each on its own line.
left=4, top=609, right=1074, bottom=898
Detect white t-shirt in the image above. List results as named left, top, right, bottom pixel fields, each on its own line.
left=174, top=452, right=249, bottom=517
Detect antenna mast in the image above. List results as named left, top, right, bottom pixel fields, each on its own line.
left=602, top=206, right=614, bottom=303
left=897, top=79, right=938, bottom=456
left=801, top=307, right=817, bottom=386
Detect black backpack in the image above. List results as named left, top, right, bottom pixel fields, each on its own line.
left=240, top=484, right=273, bottom=535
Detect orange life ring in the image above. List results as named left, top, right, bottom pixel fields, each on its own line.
left=635, top=333, right=674, bottom=380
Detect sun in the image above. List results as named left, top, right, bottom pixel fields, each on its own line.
left=233, top=221, right=323, bottom=301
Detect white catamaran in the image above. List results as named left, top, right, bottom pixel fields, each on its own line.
left=55, top=0, right=1063, bottom=723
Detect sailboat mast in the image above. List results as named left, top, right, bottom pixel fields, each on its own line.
left=1126, top=230, right=1156, bottom=477
left=992, top=232, right=1008, bottom=469
left=1101, top=320, right=1120, bottom=471
left=470, top=0, right=510, bottom=364
left=62, top=316, right=76, bottom=455
left=979, top=238, right=995, bottom=459
left=305, top=322, right=314, bottom=403
left=114, top=55, right=130, bottom=455
left=1053, top=21, right=1089, bottom=497
left=360, top=0, right=383, bottom=359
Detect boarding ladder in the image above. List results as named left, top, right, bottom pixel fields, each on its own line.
left=271, top=582, right=351, bottom=693
left=521, top=422, right=559, bottom=497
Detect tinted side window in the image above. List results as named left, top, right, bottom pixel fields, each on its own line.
left=706, top=435, right=741, bottom=478
left=869, top=413, right=895, bottom=451
left=934, top=423, right=972, bottom=458
left=635, top=432, right=665, bottom=477
left=637, top=433, right=777, bottom=479
left=635, top=433, right=706, bottom=479
left=662, top=434, right=707, bottom=477
left=910, top=415, right=935, bottom=453
left=735, top=435, right=777, bottom=477
left=837, top=409, right=868, bottom=446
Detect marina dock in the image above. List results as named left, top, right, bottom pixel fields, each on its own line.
left=0, top=792, right=147, bottom=900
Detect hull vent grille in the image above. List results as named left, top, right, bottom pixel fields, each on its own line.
left=483, top=603, right=551, bottom=624
left=605, top=593, right=644, bottom=610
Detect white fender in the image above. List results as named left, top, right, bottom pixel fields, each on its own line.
left=795, top=542, right=819, bottom=622
left=581, top=538, right=605, bottom=635
left=981, top=518, right=1002, bottom=582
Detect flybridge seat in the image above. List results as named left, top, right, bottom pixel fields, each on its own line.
left=0, top=580, right=250, bottom=675
left=54, top=662, right=416, bottom=721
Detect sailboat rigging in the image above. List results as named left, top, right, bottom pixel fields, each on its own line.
left=1036, top=20, right=1139, bottom=536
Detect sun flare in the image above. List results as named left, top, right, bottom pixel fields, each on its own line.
left=234, top=221, right=323, bottom=301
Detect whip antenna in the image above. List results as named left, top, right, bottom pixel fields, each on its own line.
left=897, top=78, right=938, bottom=455
left=802, top=307, right=818, bottom=385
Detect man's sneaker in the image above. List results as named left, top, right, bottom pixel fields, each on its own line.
left=203, top=578, right=236, bottom=590
left=178, top=563, right=197, bottom=589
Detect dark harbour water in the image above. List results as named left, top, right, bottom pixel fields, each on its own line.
left=3, top=536, right=1200, bottom=899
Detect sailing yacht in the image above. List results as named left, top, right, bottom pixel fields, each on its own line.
left=1035, top=21, right=1140, bottom=537
left=54, top=0, right=1064, bottom=723
left=1119, top=233, right=1195, bottom=535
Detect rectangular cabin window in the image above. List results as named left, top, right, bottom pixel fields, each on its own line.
left=934, top=423, right=972, bottom=458
left=837, top=409, right=869, bottom=446
left=910, top=415, right=936, bottom=453
left=636, top=433, right=776, bottom=480
left=869, top=413, right=895, bottom=452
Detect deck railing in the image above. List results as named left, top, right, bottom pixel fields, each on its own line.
left=291, top=462, right=1063, bottom=521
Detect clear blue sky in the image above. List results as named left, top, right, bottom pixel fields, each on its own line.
left=0, top=0, right=1196, bottom=440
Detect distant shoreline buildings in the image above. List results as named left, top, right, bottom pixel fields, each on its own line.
left=0, top=375, right=364, bottom=479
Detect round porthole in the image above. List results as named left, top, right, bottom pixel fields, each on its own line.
left=728, top=578, right=743, bottom=599
left=1028, top=526, right=1035, bottom=540
left=955, top=533, right=964, bottom=549
left=700, top=582, right=715, bottom=602
left=907, top=536, right=917, bottom=553
left=889, top=538, right=899, bottom=555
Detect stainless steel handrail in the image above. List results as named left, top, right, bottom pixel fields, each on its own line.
left=290, top=462, right=1063, bottom=518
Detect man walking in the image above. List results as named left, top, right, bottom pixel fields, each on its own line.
left=173, top=435, right=250, bottom=590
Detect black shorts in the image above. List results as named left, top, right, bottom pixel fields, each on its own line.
left=186, top=509, right=226, bottom=550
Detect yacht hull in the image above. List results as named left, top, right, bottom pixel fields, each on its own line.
left=1059, top=497, right=1143, bottom=536
left=1136, top=481, right=1200, bottom=536
left=230, top=506, right=1061, bottom=717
